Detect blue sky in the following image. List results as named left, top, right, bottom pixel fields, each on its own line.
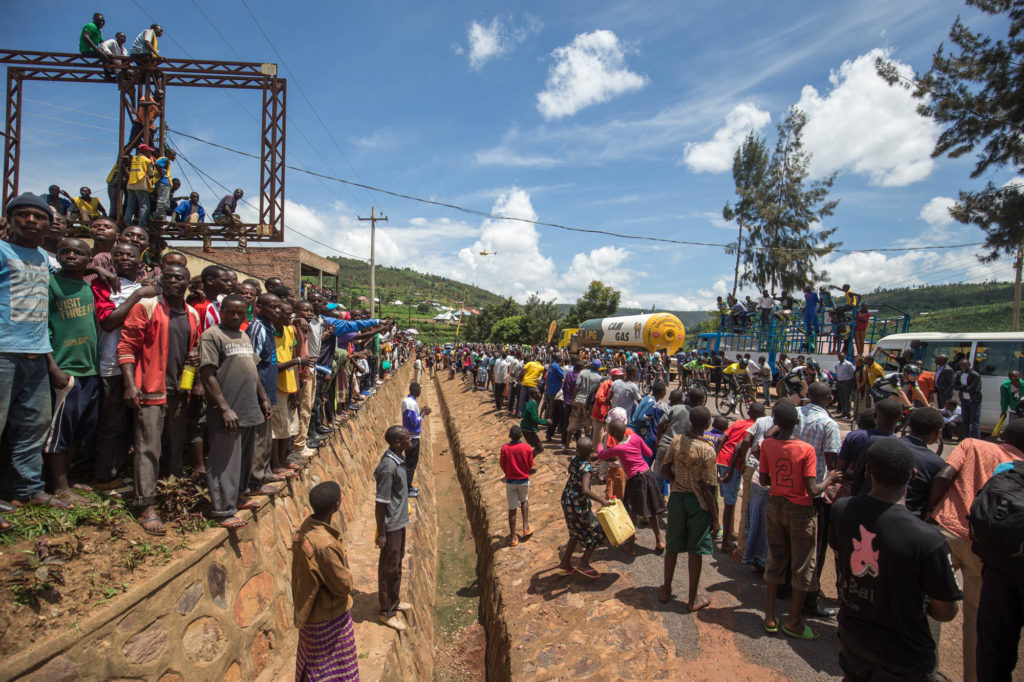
left=2, top=1, right=1016, bottom=309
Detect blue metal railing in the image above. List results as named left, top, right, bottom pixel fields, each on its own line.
left=707, top=304, right=910, bottom=366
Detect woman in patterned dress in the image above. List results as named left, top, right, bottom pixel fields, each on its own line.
left=556, top=436, right=611, bottom=578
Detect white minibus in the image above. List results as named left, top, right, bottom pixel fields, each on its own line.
left=871, top=332, right=1024, bottom=433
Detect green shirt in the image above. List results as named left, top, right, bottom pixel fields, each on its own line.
left=80, top=22, right=102, bottom=53
left=48, top=274, right=98, bottom=376
left=1001, top=379, right=1023, bottom=413
left=520, top=399, right=548, bottom=432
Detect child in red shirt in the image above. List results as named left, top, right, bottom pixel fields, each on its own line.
left=759, top=400, right=841, bottom=639
left=500, top=425, right=535, bottom=546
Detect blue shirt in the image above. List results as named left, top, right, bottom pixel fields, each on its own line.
left=246, top=316, right=278, bottom=404
left=804, top=291, right=819, bottom=314
left=172, top=199, right=206, bottom=222
left=0, top=241, right=53, bottom=353
left=401, top=394, right=422, bottom=436
left=544, top=360, right=564, bottom=395
left=319, top=316, right=380, bottom=365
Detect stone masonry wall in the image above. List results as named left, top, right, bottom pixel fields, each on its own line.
left=433, top=377, right=512, bottom=682
left=4, top=362, right=437, bottom=682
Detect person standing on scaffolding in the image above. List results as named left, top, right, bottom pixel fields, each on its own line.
left=802, top=285, right=819, bottom=353
left=130, top=24, right=163, bottom=64
left=214, top=189, right=247, bottom=250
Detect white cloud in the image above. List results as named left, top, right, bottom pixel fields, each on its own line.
left=465, top=15, right=541, bottom=70
left=457, top=189, right=560, bottom=300
left=473, top=146, right=561, bottom=167
left=683, top=103, right=771, bottom=173
left=821, top=247, right=1011, bottom=294
left=796, top=48, right=940, bottom=186
left=536, top=30, right=648, bottom=119
left=560, top=246, right=631, bottom=290
left=919, top=196, right=956, bottom=228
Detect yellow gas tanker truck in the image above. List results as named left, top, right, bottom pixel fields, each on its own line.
left=560, top=313, right=686, bottom=355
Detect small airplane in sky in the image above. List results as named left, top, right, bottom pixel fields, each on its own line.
left=479, top=250, right=497, bottom=256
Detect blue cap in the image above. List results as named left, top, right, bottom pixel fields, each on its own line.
left=590, top=359, right=601, bottom=369
left=326, top=302, right=339, bottom=310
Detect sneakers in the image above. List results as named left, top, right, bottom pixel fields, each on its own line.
left=408, top=487, right=420, bottom=498
left=397, top=601, right=413, bottom=612
left=379, top=614, right=407, bottom=631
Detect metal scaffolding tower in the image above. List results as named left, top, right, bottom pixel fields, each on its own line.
left=0, top=49, right=286, bottom=243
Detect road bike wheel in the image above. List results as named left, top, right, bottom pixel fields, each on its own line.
left=716, top=391, right=735, bottom=416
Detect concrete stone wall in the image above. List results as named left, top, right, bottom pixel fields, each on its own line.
left=5, top=362, right=437, bottom=682
left=433, top=378, right=512, bottom=682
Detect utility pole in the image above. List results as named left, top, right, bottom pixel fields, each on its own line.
left=1014, top=242, right=1023, bottom=332
left=359, top=206, right=387, bottom=318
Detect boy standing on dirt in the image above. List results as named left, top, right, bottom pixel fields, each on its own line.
left=500, top=425, right=534, bottom=546
left=520, top=387, right=548, bottom=455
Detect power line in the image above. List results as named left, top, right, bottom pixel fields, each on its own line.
left=237, top=0, right=375, bottom=211
left=25, top=112, right=116, bottom=132
left=165, top=127, right=989, bottom=256
left=166, top=132, right=371, bottom=262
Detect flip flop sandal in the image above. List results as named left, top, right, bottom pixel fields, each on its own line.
left=55, top=489, right=93, bottom=506
left=138, top=515, right=167, bottom=536
left=782, top=623, right=818, bottom=640
left=0, top=514, right=11, bottom=533
left=248, top=484, right=279, bottom=496
left=764, top=620, right=779, bottom=634
left=218, top=516, right=248, bottom=531
left=555, top=567, right=575, bottom=576
left=509, top=536, right=519, bottom=547
left=521, top=528, right=534, bottom=539
left=14, top=493, right=72, bottom=510
left=576, top=567, right=600, bottom=579
left=236, top=499, right=260, bottom=510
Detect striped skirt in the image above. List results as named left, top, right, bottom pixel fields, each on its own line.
left=295, top=610, right=359, bottom=681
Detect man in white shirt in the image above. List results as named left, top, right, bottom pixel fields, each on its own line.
left=758, top=289, right=775, bottom=328
left=492, top=352, right=509, bottom=410
left=833, top=352, right=856, bottom=419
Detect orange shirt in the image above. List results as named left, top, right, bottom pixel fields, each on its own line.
left=933, top=438, right=1024, bottom=541
left=759, top=437, right=816, bottom=506
left=917, top=371, right=935, bottom=404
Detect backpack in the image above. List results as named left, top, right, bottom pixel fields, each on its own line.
left=968, top=461, right=1024, bottom=576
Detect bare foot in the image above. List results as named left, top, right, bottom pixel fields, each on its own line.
left=657, top=584, right=672, bottom=604
left=687, top=594, right=711, bottom=612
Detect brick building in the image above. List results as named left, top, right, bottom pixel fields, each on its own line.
left=179, top=246, right=338, bottom=295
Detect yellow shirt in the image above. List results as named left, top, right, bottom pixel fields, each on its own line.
left=722, top=362, right=746, bottom=376
left=866, top=361, right=885, bottom=386
left=521, top=361, right=544, bottom=387
left=127, top=153, right=152, bottom=191
left=276, top=325, right=298, bottom=393
left=72, top=197, right=100, bottom=219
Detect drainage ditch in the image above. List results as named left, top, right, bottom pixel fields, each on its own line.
left=430, top=377, right=511, bottom=682
left=425, top=379, right=487, bottom=682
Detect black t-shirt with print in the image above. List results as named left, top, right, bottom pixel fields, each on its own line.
left=829, top=495, right=963, bottom=676
left=166, top=309, right=190, bottom=390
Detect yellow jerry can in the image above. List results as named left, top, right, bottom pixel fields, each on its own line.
left=596, top=498, right=636, bottom=547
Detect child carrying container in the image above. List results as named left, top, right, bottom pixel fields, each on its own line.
left=556, top=437, right=610, bottom=578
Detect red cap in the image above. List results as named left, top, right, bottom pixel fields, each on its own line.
left=137, top=144, right=155, bottom=152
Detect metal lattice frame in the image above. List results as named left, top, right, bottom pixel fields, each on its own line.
left=0, top=50, right=286, bottom=242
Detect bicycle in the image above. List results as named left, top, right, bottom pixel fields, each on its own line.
left=716, top=380, right=757, bottom=418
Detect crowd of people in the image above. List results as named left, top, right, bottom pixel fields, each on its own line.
left=717, top=284, right=871, bottom=356
left=409, top=339, right=1024, bottom=681
left=0, top=192, right=411, bottom=538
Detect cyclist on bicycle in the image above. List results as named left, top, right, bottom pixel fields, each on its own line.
left=783, top=358, right=821, bottom=403
left=722, top=357, right=750, bottom=394
left=871, top=363, right=928, bottom=409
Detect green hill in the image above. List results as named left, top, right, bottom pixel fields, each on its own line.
left=327, top=256, right=505, bottom=310
left=862, top=282, right=1016, bottom=333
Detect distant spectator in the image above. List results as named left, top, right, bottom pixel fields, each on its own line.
left=41, top=185, right=71, bottom=219
left=213, top=189, right=245, bottom=231
left=78, top=12, right=106, bottom=56
left=173, top=192, right=206, bottom=224
left=130, top=24, right=162, bottom=60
